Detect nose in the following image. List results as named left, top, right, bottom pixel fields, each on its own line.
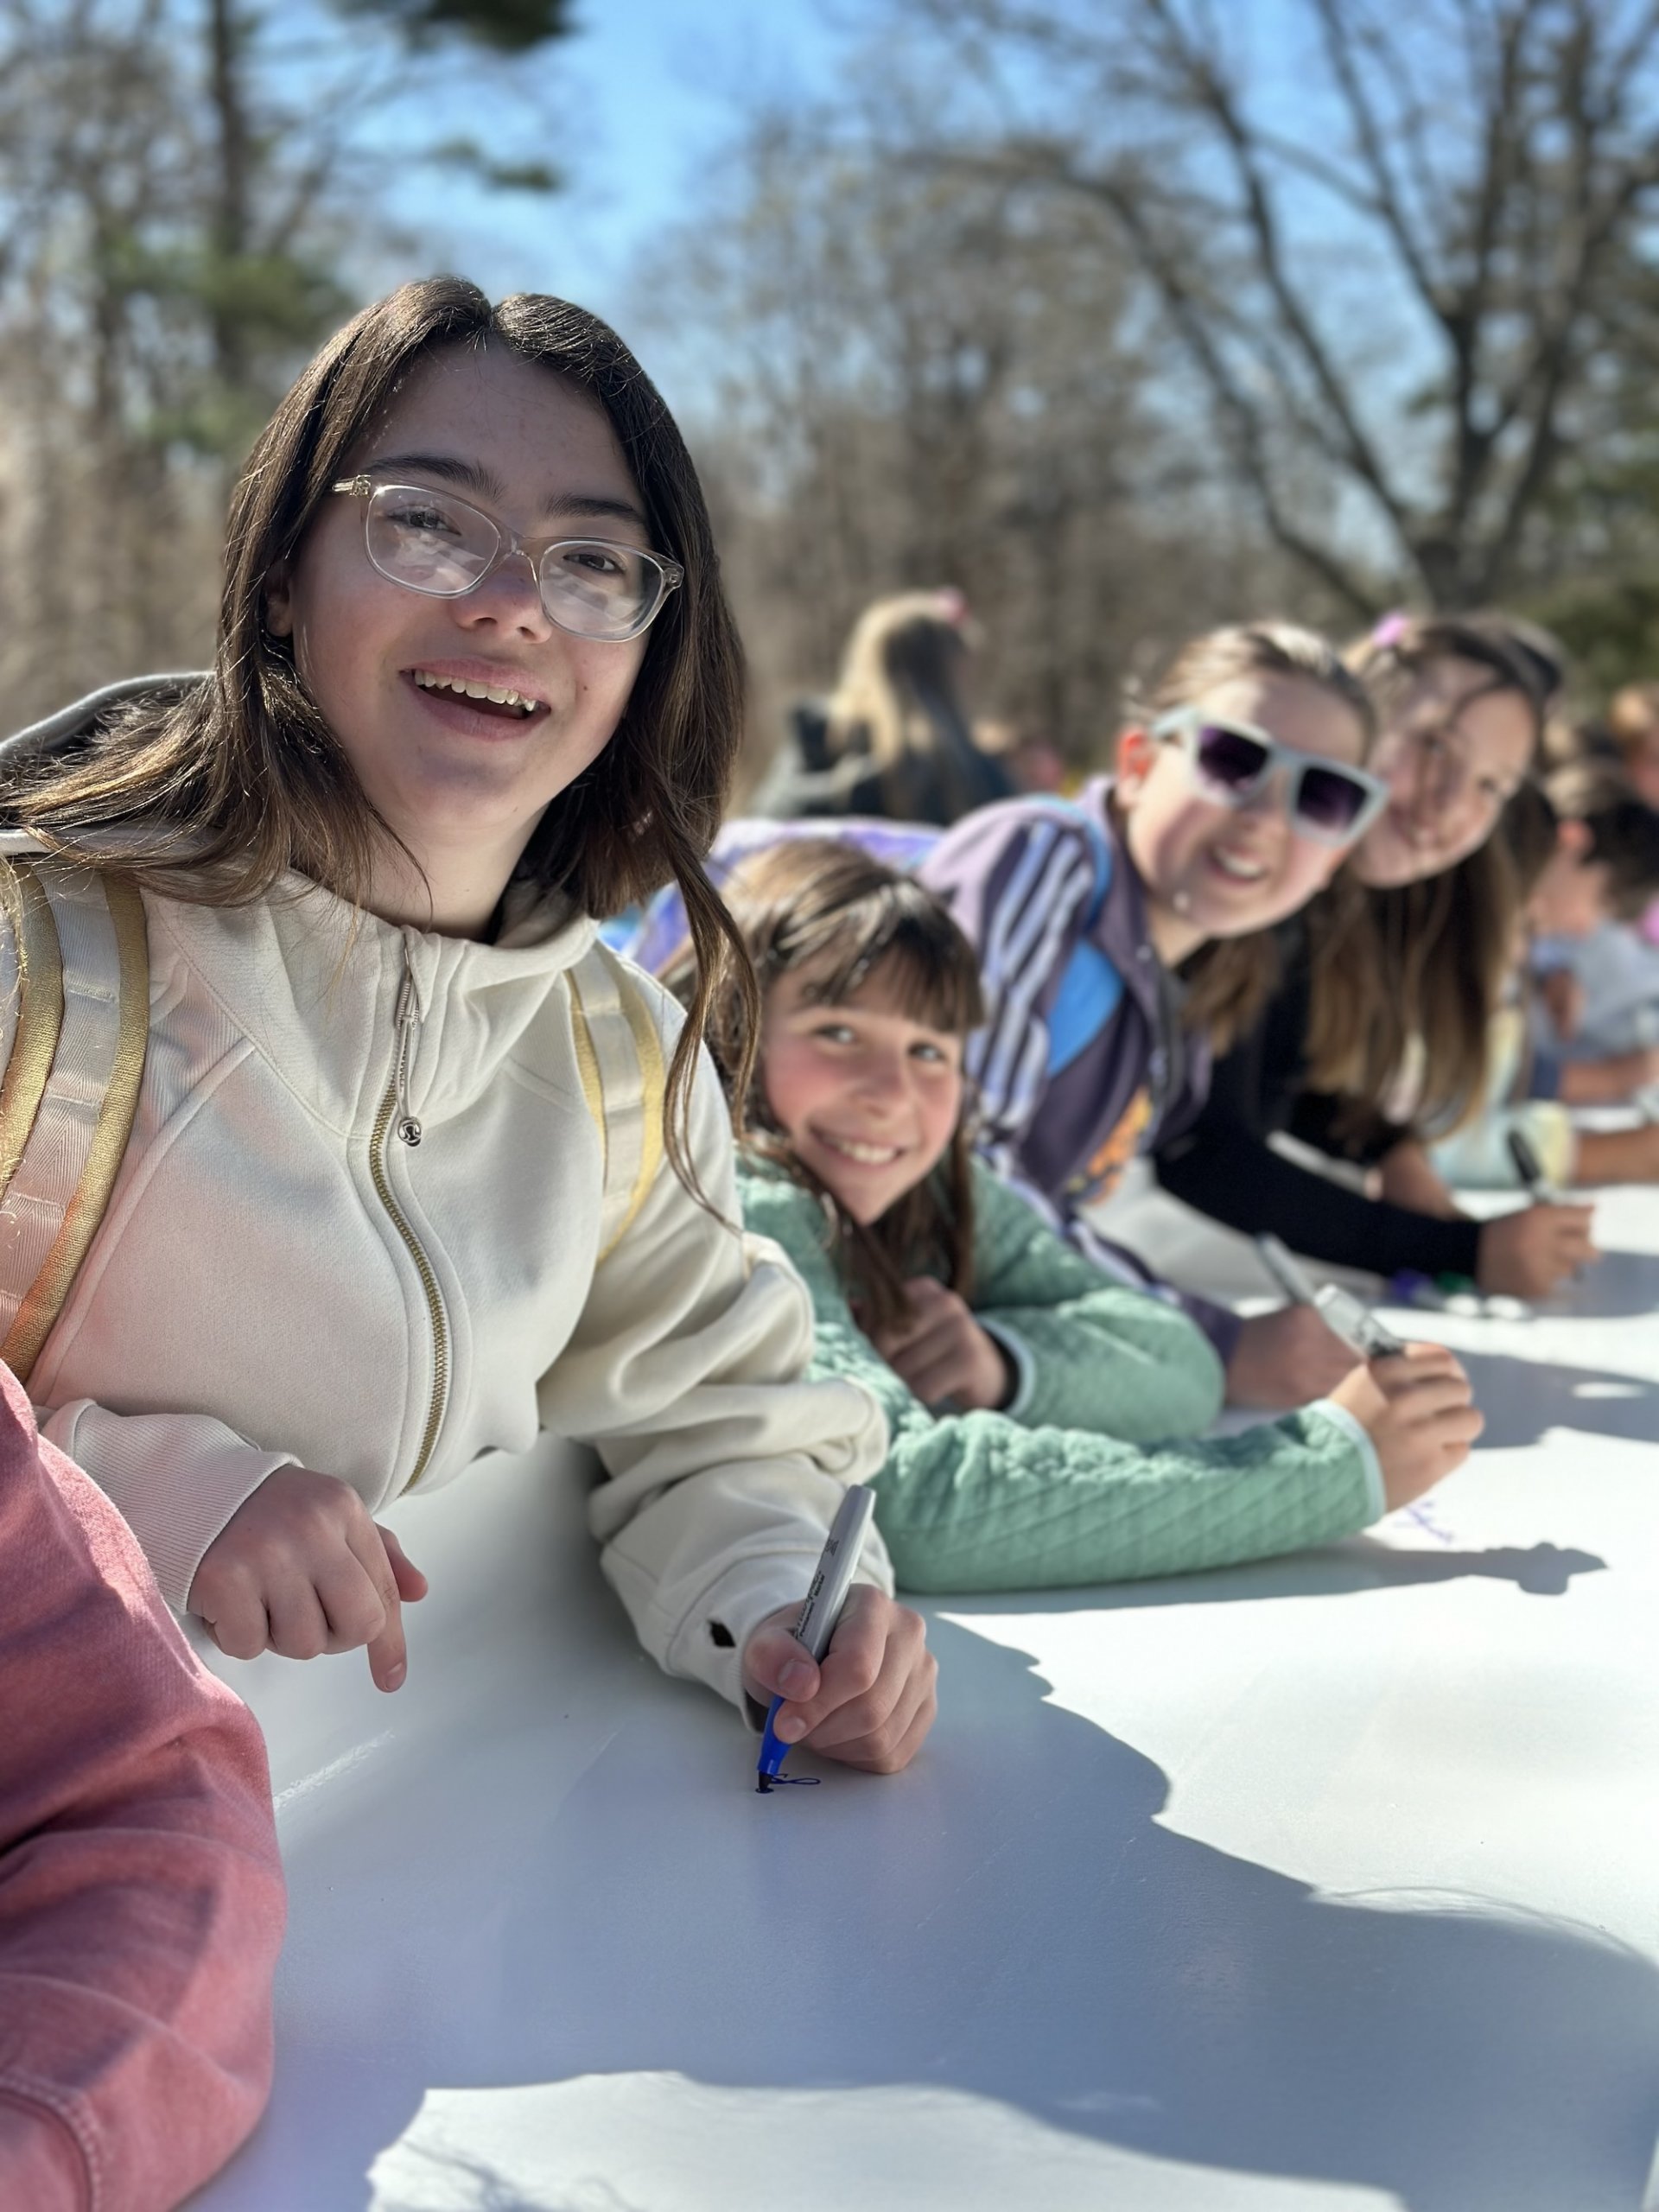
left=1237, top=767, right=1292, bottom=836
left=852, top=1048, right=912, bottom=1114
left=456, top=545, right=554, bottom=639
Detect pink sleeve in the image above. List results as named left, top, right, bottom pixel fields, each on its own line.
left=0, top=1364, right=285, bottom=2212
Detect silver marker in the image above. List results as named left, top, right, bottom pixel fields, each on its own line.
left=1256, top=1232, right=1404, bottom=1358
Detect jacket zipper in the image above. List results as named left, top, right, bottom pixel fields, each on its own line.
left=369, top=948, right=450, bottom=1487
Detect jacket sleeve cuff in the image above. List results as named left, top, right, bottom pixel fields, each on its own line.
left=977, top=1319, right=1036, bottom=1421
left=0, top=2081, right=90, bottom=2212
left=666, top=1546, right=896, bottom=1730
left=37, top=1402, right=299, bottom=1613
left=1302, top=1398, right=1386, bottom=1522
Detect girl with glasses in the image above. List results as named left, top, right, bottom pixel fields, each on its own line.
left=915, top=621, right=1385, bottom=1412
left=0, top=277, right=936, bottom=1777
left=1157, top=614, right=1599, bottom=1302
left=684, top=840, right=1480, bottom=1593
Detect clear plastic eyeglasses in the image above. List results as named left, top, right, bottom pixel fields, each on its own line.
left=330, top=475, right=683, bottom=643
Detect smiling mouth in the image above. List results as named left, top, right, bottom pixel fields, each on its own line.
left=1208, top=849, right=1269, bottom=883
left=813, top=1131, right=906, bottom=1166
left=410, top=669, right=544, bottom=720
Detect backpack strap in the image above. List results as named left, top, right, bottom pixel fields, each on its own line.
left=567, top=940, right=667, bottom=1263
left=0, top=860, right=149, bottom=1382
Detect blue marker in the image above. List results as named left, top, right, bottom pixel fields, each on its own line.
left=756, top=1484, right=877, bottom=1795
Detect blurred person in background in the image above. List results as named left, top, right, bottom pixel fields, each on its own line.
left=762, top=588, right=1016, bottom=825
left=972, top=715, right=1070, bottom=796
left=1605, top=682, right=1659, bottom=812
left=1518, top=689, right=1659, bottom=1056
left=1432, top=770, right=1659, bottom=1191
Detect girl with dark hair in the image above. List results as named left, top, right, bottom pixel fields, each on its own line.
left=0, top=278, right=935, bottom=1774
left=688, top=842, right=1481, bottom=1593
left=1156, top=613, right=1599, bottom=1300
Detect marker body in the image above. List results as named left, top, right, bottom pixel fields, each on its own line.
left=1255, top=1232, right=1322, bottom=1310
left=1506, top=1128, right=1562, bottom=1205
left=1315, top=1283, right=1406, bottom=1360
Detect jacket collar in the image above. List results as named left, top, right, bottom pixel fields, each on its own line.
left=1076, top=777, right=1173, bottom=1020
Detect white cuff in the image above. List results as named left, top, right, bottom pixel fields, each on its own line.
left=668, top=1549, right=896, bottom=1726
left=1304, top=1397, right=1386, bottom=1522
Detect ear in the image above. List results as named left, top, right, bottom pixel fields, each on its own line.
left=1115, top=724, right=1156, bottom=798
left=264, top=557, right=295, bottom=639
left=1558, top=818, right=1593, bottom=862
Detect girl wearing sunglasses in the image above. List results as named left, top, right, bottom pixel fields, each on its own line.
left=917, top=622, right=1383, bottom=1411
left=1158, top=613, right=1599, bottom=1300
left=0, top=277, right=937, bottom=1777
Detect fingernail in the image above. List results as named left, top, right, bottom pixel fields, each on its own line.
left=779, top=1660, right=813, bottom=1696
left=383, top=1662, right=405, bottom=1691
left=775, top=1714, right=806, bottom=1743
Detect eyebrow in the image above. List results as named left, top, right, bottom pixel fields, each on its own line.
left=366, top=451, right=649, bottom=531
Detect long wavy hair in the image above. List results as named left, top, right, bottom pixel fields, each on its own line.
left=673, top=839, right=985, bottom=1339
left=1304, top=613, right=1554, bottom=1133
left=1121, top=622, right=1378, bottom=1053
left=2, top=276, right=757, bottom=1194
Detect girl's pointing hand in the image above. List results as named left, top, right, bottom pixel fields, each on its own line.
left=188, top=1468, right=428, bottom=1693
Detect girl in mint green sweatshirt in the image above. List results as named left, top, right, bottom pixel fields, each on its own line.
left=680, top=840, right=1482, bottom=1594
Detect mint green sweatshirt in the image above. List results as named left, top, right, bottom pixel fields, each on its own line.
left=738, top=1158, right=1384, bottom=1592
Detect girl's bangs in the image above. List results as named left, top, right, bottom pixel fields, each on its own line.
left=793, top=896, right=984, bottom=1038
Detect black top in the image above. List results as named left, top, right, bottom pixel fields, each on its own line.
left=766, top=702, right=1017, bottom=828
left=1154, top=923, right=1484, bottom=1281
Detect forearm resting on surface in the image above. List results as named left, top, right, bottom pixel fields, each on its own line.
left=0, top=1370, right=284, bottom=2212
left=1571, top=1123, right=1659, bottom=1185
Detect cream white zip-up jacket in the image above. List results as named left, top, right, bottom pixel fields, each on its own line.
left=0, top=846, right=893, bottom=1712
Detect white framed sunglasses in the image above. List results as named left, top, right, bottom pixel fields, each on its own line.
left=1151, top=706, right=1390, bottom=848
left=330, top=474, right=683, bottom=644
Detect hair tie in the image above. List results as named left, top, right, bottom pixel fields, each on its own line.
left=1370, top=611, right=1411, bottom=649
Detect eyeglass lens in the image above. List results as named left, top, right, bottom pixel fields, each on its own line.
left=1192, top=723, right=1272, bottom=792
left=1193, top=723, right=1369, bottom=833
left=365, top=485, right=663, bottom=640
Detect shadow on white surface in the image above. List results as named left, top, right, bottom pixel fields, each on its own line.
left=192, top=1446, right=1659, bottom=2212
left=1456, top=1347, right=1659, bottom=1447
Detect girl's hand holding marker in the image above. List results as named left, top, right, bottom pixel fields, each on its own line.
left=745, top=1488, right=937, bottom=1788
left=1256, top=1236, right=1483, bottom=1510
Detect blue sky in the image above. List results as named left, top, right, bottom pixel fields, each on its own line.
left=371, top=0, right=849, bottom=329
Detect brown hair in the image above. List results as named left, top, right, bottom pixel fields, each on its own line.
left=1546, top=761, right=1659, bottom=922
left=671, top=838, right=985, bottom=1338
left=2, top=276, right=756, bottom=1195
left=1124, top=622, right=1377, bottom=1053
left=1304, top=612, right=1554, bottom=1131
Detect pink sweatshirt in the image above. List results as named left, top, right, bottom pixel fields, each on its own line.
left=0, top=1363, right=285, bottom=2211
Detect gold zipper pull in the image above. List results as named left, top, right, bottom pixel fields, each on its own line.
left=393, top=953, right=423, bottom=1147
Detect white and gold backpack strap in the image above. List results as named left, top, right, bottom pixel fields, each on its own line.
left=566, top=940, right=666, bottom=1263
left=0, top=859, right=149, bottom=1382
